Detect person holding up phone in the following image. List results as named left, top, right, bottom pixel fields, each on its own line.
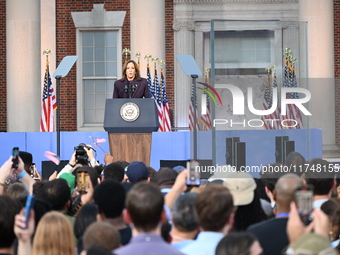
left=0, top=150, right=36, bottom=195
left=29, top=163, right=42, bottom=181
left=285, top=202, right=333, bottom=255
left=247, top=173, right=303, bottom=255
left=303, top=158, right=336, bottom=209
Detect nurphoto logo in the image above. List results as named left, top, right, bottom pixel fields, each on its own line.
left=210, top=84, right=311, bottom=129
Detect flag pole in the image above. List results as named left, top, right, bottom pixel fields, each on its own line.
left=136, top=51, right=141, bottom=70
left=56, top=78, right=61, bottom=157
left=43, top=49, right=60, bottom=156
left=52, top=55, right=78, bottom=159
left=192, top=74, right=198, bottom=160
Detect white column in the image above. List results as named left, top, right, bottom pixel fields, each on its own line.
left=130, top=0, right=165, bottom=78
left=7, top=0, right=41, bottom=132
left=299, top=0, right=338, bottom=157
left=41, top=0, right=56, bottom=90
left=173, top=21, right=195, bottom=128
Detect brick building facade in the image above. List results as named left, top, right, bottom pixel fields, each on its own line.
left=0, top=0, right=338, bottom=156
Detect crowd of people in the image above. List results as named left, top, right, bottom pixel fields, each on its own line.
left=0, top=147, right=340, bottom=255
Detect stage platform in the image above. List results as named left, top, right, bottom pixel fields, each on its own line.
left=0, top=129, right=322, bottom=178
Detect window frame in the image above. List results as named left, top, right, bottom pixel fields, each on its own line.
left=203, top=29, right=277, bottom=72
left=76, top=27, right=123, bottom=131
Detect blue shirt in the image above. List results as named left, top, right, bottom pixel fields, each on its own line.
left=313, top=198, right=328, bottom=209
left=114, top=233, right=185, bottom=255
left=180, top=232, right=224, bottom=255
left=172, top=240, right=195, bottom=250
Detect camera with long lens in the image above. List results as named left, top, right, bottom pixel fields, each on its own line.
left=74, top=143, right=89, bottom=165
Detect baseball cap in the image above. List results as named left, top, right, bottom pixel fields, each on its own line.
left=59, top=172, right=75, bottom=193
left=223, top=171, right=256, bottom=206
left=125, top=161, right=148, bottom=184
left=173, top=165, right=186, bottom=172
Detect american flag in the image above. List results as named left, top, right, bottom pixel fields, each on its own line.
left=44, top=151, right=60, bottom=165
left=154, top=66, right=164, bottom=131
left=261, top=70, right=282, bottom=129
left=147, top=64, right=155, bottom=98
left=282, top=51, right=303, bottom=129
left=40, top=62, right=57, bottom=132
left=189, top=82, right=200, bottom=131
left=200, top=72, right=212, bottom=131
left=160, top=69, right=172, bottom=132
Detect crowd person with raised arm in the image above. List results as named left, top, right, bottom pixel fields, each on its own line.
left=247, top=173, right=303, bottom=255
left=170, top=192, right=199, bottom=250
left=0, top=195, right=21, bottom=255
left=304, top=158, right=336, bottom=209
left=0, top=155, right=35, bottom=196
left=57, top=144, right=99, bottom=179
left=14, top=211, right=76, bottom=255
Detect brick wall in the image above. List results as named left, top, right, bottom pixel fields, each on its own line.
left=0, top=0, right=7, bottom=131
left=165, top=0, right=175, bottom=111
left=335, top=0, right=340, bottom=146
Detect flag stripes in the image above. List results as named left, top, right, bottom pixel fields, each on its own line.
left=40, top=62, right=57, bottom=132
left=161, top=69, right=172, bottom=132
left=189, top=82, right=200, bottom=131
left=154, top=66, right=164, bottom=132
left=283, top=51, right=303, bottom=129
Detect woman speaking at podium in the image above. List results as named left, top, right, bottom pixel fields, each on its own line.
left=113, top=60, right=151, bottom=98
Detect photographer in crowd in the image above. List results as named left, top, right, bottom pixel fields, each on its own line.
left=57, top=143, right=99, bottom=178
left=46, top=143, right=100, bottom=217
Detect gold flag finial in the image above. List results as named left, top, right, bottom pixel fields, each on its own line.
left=151, top=57, right=159, bottom=67
left=43, top=49, right=52, bottom=55
left=265, top=65, right=277, bottom=74
left=144, top=54, right=152, bottom=64
left=135, top=51, right=141, bottom=63
left=43, top=49, right=52, bottom=63
left=122, top=48, right=131, bottom=62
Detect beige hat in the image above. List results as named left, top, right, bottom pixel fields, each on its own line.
left=292, top=233, right=334, bottom=255
left=223, top=171, right=256, bottom=206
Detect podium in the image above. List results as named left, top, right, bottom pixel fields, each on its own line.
left=103, top=98, right=158, bottom=165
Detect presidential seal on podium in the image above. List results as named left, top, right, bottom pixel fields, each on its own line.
left=120, top=102, right=140, bottom=122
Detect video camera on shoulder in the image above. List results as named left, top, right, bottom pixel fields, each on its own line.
left=74, top=143, right=90, bottom=165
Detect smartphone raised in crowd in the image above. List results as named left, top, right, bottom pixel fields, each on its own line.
left=295, top=185, right=314, bottom=225
left=77, top=169, right=90, bottom=194
left=22, top=194, right=35, bottom=229
left=12, top=147, right=19, bottom=169
left=186, top=160, right=201, bottom=186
